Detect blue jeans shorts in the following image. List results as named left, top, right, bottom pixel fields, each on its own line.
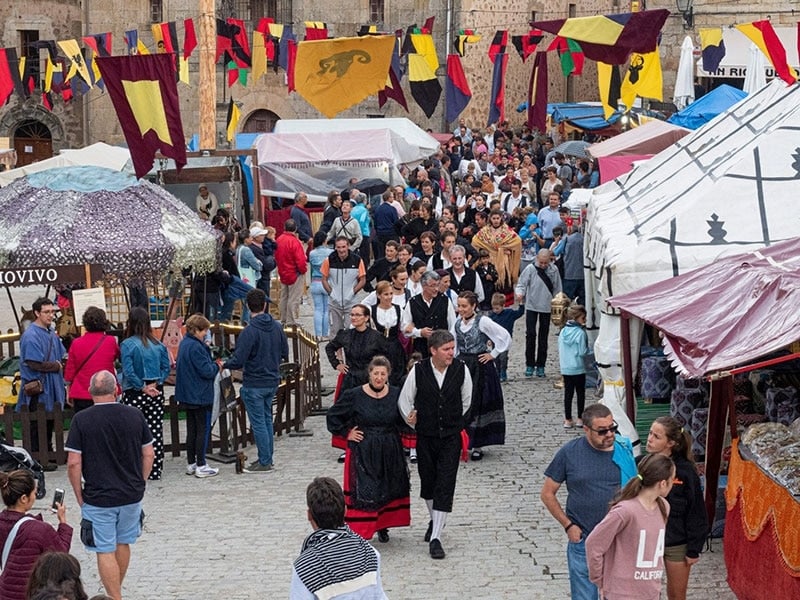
left=81, top=501, right=144, bottom=553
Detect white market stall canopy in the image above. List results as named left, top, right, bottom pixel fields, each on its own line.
left=256, top=120, right=440, bottom=202
left=585, top=78, right=800, bottom=306
left=0, top=142, right=132, bottom=187
left=272, top=117, right=440, bottom=165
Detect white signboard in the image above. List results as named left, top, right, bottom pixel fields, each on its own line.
left=71, top=287, right=108, bottom=324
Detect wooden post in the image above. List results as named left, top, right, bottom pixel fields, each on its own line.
left=198, top=0, right=217, bottom=150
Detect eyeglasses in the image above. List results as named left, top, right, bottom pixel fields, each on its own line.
left=588, top=422, right=619, bottom=436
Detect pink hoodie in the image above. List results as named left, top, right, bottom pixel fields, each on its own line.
left=585, top=497, right=669, bottom=600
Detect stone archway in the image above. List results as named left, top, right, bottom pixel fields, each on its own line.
left=242, top=109, right=280, bottom=133
left=0, top=104, right=66, bottom=166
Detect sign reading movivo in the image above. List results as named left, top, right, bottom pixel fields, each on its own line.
left=0, top=265, right=102, bottom=288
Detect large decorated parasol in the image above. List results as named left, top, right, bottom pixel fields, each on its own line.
left=0, top=166, right=220, bottom=283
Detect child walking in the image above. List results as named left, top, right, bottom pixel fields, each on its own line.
left=558, top=304, right=588, bottom=428
left=585, top=453, right=676, bottom=600
left=487, top=292, right=525, bottom=382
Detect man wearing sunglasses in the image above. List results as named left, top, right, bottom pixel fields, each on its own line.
left=540, top=403, right=636, bottom=600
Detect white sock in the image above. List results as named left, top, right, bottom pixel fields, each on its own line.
left=431, top=509, right=447, bottom=541
left=410, top=447, right=417, bottom=458
left=425, top=499, right=434, bottom=520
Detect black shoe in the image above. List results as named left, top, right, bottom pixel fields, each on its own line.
left=429, top=538, right=446, bottom=559
left=470, top=449, right=484, bottom=461
left=377, top=528, right=390, bottom=543
left=337, top=452, right=346, bottom=464
left=424, top=520, right=433, bottom=542
left=41, top=463, right=57, bottom=472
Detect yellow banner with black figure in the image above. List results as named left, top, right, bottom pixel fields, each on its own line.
left=293, top=35, right=395, bottom=118
left=620, top=48, right=662, bottom=110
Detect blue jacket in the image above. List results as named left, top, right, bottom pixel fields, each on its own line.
left=120, top=336, right=171, bottom=390
left=174, top=334, right=219, bottom=407
left=487, top=305, right=525, bottom=337
left=351, top=203, right=371, bottom=236
left=558, top=320, right=588, bottom=375
left=223, top=313, right=288, bottom=388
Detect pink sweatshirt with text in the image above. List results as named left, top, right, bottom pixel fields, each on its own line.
left=585, top=497, right=669, bottom=600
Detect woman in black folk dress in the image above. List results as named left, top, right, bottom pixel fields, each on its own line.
left=325, top=304, right=389, bottom=457
left=326, top=356, right=411, bottom=543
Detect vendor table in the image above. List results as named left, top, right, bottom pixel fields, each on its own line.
left=725, top=439, right=800, bottom=599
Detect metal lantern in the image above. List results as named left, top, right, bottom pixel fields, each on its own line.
left=551, top=292, right=572, bottom=328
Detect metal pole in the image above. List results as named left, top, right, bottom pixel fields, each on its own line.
left=199, top=0, right=217, bottom=150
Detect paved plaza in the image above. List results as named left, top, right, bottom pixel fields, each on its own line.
left=4, top=288, right=735, bottom=599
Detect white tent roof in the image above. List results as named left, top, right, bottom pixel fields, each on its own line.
left=0, top=142, right=132, bottom=187
left=255, top=129, right=403, bottom=202
left=272, top=118, right=440, bottom=165
left=586, top=78, right=800, bottom=305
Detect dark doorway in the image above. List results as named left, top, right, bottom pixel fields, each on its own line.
left=13, top=120, right=52, bottom=166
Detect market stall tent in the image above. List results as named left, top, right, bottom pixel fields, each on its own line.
left=588, top=119, right=690, bottom=157
left=0, top=142, right=132, bottom=187
left=255, top=125, right=437, bottom=203
left=587, top=78, right=800, bottom=307
left=607, top=239, right=800, bottom=599
left=581, top=79, right=800, bottom=452
left=666, top=84, right=747, bottom=130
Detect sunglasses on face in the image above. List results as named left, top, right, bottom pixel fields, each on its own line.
left=588, top=421, right=619, bottom=436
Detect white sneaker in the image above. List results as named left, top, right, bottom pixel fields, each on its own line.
left=194, top=464, right=219, bottom=478
left=186, top=463, right=197, bottom=475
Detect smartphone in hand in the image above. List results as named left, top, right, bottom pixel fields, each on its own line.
left=51, top=488, right=65, bottom=512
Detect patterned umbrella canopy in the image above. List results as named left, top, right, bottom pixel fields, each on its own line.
left=0, top=166, right=220, bottom=283
left=553, top=140, right=591, bottom=158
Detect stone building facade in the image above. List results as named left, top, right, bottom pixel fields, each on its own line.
left=0, top=0, right=798, bottom=161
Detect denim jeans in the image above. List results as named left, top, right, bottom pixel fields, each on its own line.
left=566, top=537, right=599, bottom=600
left=240, top=386, right=277, bottom=466
left=220, top=276, right=253, bottom=322
left=310, top=280, right=330, bottom=337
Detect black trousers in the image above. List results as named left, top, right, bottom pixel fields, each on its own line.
left=185, top=406, right=212, bottom=466
left=525, top=310, right=551, bottom=368
left=416, top=432, right=462, bottom=513
left=563, top=374, right=586, bottom=421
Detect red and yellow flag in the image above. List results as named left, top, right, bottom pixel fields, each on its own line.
left=96, top=54, right=187, bottom=178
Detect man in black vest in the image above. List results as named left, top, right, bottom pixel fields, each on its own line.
left=447, top=245, right=484, bottom=304
left=398, top=330, right=473, bottom=560
left=400, top=271, right=456, bottom=358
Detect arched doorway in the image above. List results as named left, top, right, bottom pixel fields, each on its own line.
left=242, top=109, right=280, bottom=133
left=13, top=120, right=53, bottom=167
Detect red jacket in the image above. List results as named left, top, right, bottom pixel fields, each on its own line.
left=0, top=510, right=73, bottom=600
left=275, top=232, right=308, bottom=285
left=64, top=332, right=120, bottom=400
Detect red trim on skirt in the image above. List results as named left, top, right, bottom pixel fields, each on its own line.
left=342, top=446, right=411, bottom=540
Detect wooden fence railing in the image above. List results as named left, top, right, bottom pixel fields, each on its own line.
left=0, top=323, right=322, bottom=465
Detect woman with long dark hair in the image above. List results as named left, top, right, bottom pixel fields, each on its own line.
left=26, top=552, right=88, bottom=600
left=646, top=416, right=709, bottom=600
left=0, top=471, right=72, bottom=600
left=120, top=307, right=171, bottom=480
left=326, top=356, right=410, bottom=543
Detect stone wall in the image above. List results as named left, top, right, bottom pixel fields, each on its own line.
left=0, top=2, right=84, bottom=151
left=3, top=0, right=798, bottom=151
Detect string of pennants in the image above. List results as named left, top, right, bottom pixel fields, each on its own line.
left=0, top=10, right=796, bottom=128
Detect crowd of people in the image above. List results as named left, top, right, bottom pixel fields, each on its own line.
left=4, top=119, right=712, bottom=599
